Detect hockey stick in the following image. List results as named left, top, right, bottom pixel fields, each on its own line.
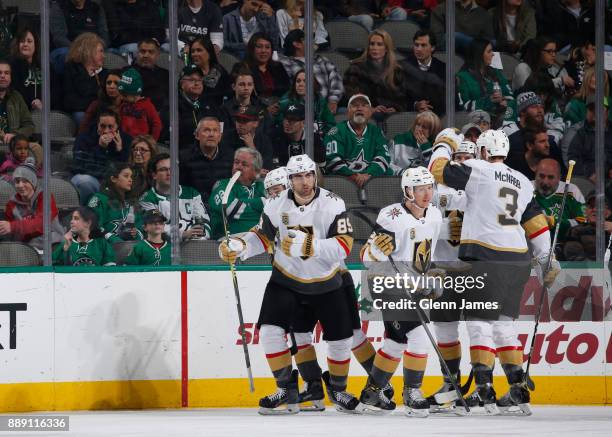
left=523, top=160, right=576, bottom=391
left=222, top=170, right=255, bottom=393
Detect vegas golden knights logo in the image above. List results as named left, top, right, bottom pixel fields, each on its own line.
left=412, top=239, right=432, bottom=274
left=282, top=213, right=289, bottom=226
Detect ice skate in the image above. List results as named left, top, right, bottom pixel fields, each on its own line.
left=497, top=383, right=532, bottom=416
left=258, top=370, right=300, bottom=415
left=403, top=387, right=430, bottom=418
left=322, top=371, right=364, bottom=414
left=359, top=383, right=396, bottom=415
left=297, top=379, right=325, bottom=412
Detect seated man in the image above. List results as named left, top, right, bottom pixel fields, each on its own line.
left=223, top=0, right=279, bottom=59
left=140, top=153, right=211, bottom=241
left=130, top=38, right=170, bottom=122
left=179, top=116, right=234, bottom=200
left=226, top=105, right=274, bottom=171
left=324, top=93, right=392, bottom=187
left=72, top=110, right=132, bottom=203
left=208, top=147, right=266, bottom=239
left=505, top=126, right=550, bottom=180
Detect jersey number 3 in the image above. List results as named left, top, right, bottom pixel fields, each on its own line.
left=498, top=187, right=518, bottom=225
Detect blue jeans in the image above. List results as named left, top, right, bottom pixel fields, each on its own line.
left=386, top=8, right=407, bottom=21
left=348, top=14, right=374, bottom=32
left=71, top=174, right=100, bottom=205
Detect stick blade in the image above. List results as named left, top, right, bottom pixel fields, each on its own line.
left=222, top=171, right=242, bottom=206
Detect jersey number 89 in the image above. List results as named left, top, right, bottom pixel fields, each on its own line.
left=337, top=217, right=353, bottom=234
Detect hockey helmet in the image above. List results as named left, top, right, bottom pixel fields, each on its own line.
left=401, top=166, right=435, bottom=201
left=264, top=167, right=288, bottom=190
left=453, top=140, right=477, bottom=157
left=477, top=129, right=509, bottom=158
left=286, top=154, right=317, bottom=189
left=433, top=127, right=464, bottom=153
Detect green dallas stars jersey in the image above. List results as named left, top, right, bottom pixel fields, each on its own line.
left=124, top=239, right=171, bottom=266
left=139, top=185, right=211, bottom=239
left=209, top=178, right=266, bottom=239
left=324, top=121, right=391, bottom=176
left=52, top=238, right=116, bottom=266
left=535, top=191, right=586, bottom=240
left=88, top=191, right=144, bottom=243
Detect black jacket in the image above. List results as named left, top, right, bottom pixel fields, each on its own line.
left=50, top=0, right=110, bottom=48
left=224, top=126, right=274, bottom=170
left=178, top=92, right=230, bottom=149
left=546, top=1, right=594, bottom=49
left=103, top=0, right=165, bottom=47
left=506, top=127, right=566, bottom=177
left=343, top=59, right=409, bottom=111
left=131, top=64, right=169, bottom=113
left=249, top=61, right=290, bottom=99
left=10, top=58, right=41, bottom=111
left=401, top=54, right=446, bottom=116
left=179, top=142, right=235, bottom=201
left=63, top=62, right=108, bottom=113
left=72, top=125, right=132, bottom=179
left=568, top=122, right=612, bottom=178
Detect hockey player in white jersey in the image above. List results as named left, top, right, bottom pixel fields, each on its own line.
left=358, top=167, right=448, bottom=417
left=264, top=167, right=288, bottom=198
left=219, top=154, right=363, bottom=415
left=428, top=129, right=561, bottom=415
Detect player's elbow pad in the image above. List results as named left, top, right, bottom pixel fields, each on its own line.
left=316, top=236, right=353, bottom=260
left=529, top=231, right=551, bottom=260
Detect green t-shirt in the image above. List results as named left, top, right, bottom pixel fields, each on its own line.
left=208, top=178, right=266, bottom=239
left=88, top=191, right=143, bottom=243
left=535, top=191, right=586, bottom=240
left=124, top=239, right=171, bottom=266
left=324, top=121, right=392, bottom=176
left=52, top=238, right=116, bottom=266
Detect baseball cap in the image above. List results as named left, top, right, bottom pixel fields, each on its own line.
left=461, top=122, right=482, bottom=135
left=348, top=94, right=372, bottom=107
left=143, top=209, right=166, bottom=225
left=233, top=104, right=262, bottom=122
left=118, top=68, right=143, bottom=96
left=181, top=64, right=204, bottom=79
left=468, top=109, right=491, bottom=125
left=284, top=103, right=305, bottom=121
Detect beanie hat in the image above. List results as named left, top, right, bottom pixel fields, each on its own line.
left=13, top=157, right=37, bottom=188
left=118, top=68, right=143, bottom=96
left=516, top=91, right=542, bottom=114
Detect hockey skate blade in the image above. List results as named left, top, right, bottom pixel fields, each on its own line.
left=258, top=403, right=300, bottom=415
left=404, top=407, right=430, bottom=418
left=433, top=390, right=459, bottom=404
left=360, top=404, right=394, bottom=416
left=299, top=400, right=325, bottom=412
left=450, top=405, right=472, bottom=417
left=498, top=403, right=532, bottom=417
left=335, top=402, right=366, bottom=415
left=483, top=403, right=500, bottom=416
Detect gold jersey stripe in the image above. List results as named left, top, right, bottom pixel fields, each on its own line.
left=430, top=158, right=449, bottom=185
left=470, top=348, right=496, bottom=368
left=266, top=351, right=292, bottom=372
left=327, top=360, right=350, bottom=377
left=295, top=345, right=317, bottom=365
left=373, top=351, right=401, bottom=374
left=272, top=261, right=340, bottom=284
left=460, top=239, right=528, bottom=253
left=439, top=343, right=462, bottom=361
left=522, top=214, right=549, bottom=237
left=335, top=234, right=354, bottom=254
left=352, top=340, right=376, bottom=363
left=403, top=354, right=428, bottom=372
left=498, top=349, right=524, bottom=366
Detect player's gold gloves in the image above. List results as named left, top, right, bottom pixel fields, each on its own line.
left=536, top=254, right=561, bottom=288
left=218, top=238, right=246, bottom=264
left=281, top=230, right=315, bottom=257
left=449, top=216, right=463, bottom=241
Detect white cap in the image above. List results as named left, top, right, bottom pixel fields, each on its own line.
left=348, top=94, right=372, bottom=107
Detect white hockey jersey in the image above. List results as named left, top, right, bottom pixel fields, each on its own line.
left=241, top=187, right=353, bottom=294
left=433, top=184, right=467, bottom=264
left=430, top=148, right=550, bottom=261
left=362, top=202, right=444, bottom=275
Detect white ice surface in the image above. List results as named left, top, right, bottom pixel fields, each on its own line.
left=1, top=406, right=611, bottom=437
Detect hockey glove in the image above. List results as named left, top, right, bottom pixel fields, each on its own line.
left=535, top=254, right=561, bottom=288
left=367, top=233, right=394, bottom=261
left=218, top=237, right=246, bottom=264
left=281, top=230, right=315, bottom=258
left=448, top=216, right=463, bottom=241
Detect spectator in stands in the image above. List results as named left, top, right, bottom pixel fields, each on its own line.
left=117, top=68, right=162, bottom=141
left=223, top=0, right=281, bottom=59
left=179, top=116, right=234, bottom=200
left=383, top=1, right=433, bottom=26
left=131, top=39, right=169, bottom=117
left=564, top=38, right=596, bottom=91
left=431, top=0, right=494, bottom=54
left=505, top=126, right=551, bottom=179
left=389, top=110, right=441, bottom=174
left=52, top=206, right=116, bottom=266
left=545, top=0, right=594, bottom=52
left=72, top=110, right=132, bottom=203
left=456, top=38, right=516, bottom=128
left=564, top=191, right=612, bottom=261
left=128, top=134, right=157, bottom=200
left=246, top=32, right=291, bottom=115
left=277, top=69, right=335, bottom=135
left=0, top=159, right=63, bottom=252
left=222, top=64, right=272, bottom=132
left=9, top=28, right=42, bottom=111
left=461, top=122, right=482, bottom=143
left=401, top=30, right=446, bottom=116
left=338, top=0, right=381, bottom=32
left=208, top=147, right=266, bottom=238
left=63, top=33, right=108, bottom=127
left=179, top=64, right=229, bottom=149
left=124, top=209, right=171, bottom=266
left=344, top=30, right=409, bottom=114
left=226, top=105, right=274, bottom=170
left=525, top=75, right=567, bottom=145
left=564, top=68, right=611, bottom=126
left=88, top=162, right=143, bottom=243
left=278, top=29, right=344, bottom=114
left=468, top=109, right=491, bottom=132
left=0, top=135, right=42, bottom=182
left=276, top=0, right=329, bottom=50
left=177, top=0, right=224, bottom=52
left=50, top=0, right=110, bottom=74
left=489, top=0, right=536, bottom=54
left=512, top=36, right=574, bottom=94
left=140, top=152, right=211, bottom=240
left=325, top=94, right=392, bottom=187
left=103, top=0, right=166, bottom=60
left=568, top=96, right=612, bottom=181
left=0, top=60, right=35, bottom=143
left=79, top=69, right=123, bottom=134
left=189, top=37, right=232, bottom=106
left=534, top=158, right=585, bottom=243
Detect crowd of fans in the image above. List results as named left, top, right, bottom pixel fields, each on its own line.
left=0, top=0, right=610, bottom=266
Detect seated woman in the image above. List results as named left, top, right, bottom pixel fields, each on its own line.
left=53, top=206, right=116, bottom=266
left=78, top=69, right=123, bottom=134
left=246, top=32, right=291, bottom=116
left=389, top=110, right=441, bottom=173
left=343, top=29, right=408, bottom=114
left=0, top=135, right=42, bottom=182
left=189, top=36, right=233, bottom=106
left=9, top=27, right=42, bottom=111
left=63, top=32, right=108, bottom=127
left=564, top=68, right=611, bottom=126
left=128, top=135, right=158, bottom=200
left=0, top=159, right=63, bottom=253
left=456, top=38, right=516, bottom=128
left=276, top=0, right=329, bottom=50
left=490, top=0, right=536, bottom=55
left=87, top=163, right=143, bottom=244
left=277, top=69, right=335, bottom=135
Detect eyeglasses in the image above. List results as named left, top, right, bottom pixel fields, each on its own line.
left=541, top=49, right=557, bottom=54
left=133, top=147, right=151, bottom=154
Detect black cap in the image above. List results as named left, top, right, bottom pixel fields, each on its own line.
left=181, top=64, right=203, bottom=78
left=284, top=103, right=305, bottom=121
left=143, top=209, right=166, bottom=224
left=233, top=104, right=262, bottom=121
